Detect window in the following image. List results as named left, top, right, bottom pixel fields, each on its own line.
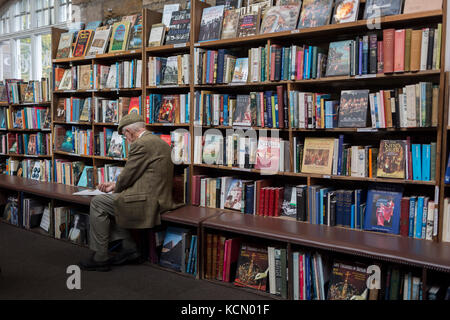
left=0, top=0, right=73, bottom=81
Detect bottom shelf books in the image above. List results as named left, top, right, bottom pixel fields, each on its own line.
left=158, top=226, right=198, bottom=276
left=5, top=158, right=52, bottom=181
left=54, top=207, right=89, bottom=246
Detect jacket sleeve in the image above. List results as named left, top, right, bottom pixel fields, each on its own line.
left=114, top=142, right=149, bottom=193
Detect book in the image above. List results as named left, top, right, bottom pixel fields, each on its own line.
left=221, top=9, right=241, bottom=39
left=198, top=5, right=225, bottom=42
left=364, top=0, right=403, bottom=19
left=165, top=10, right=191, bottom=45
left=72, top=30, right=93, bottom=57
left=332, top=0, right=360, bottom=24
left=403, top=0, right=442, bottom=13
left=338, top=90, right=370, bottom=128
left=202, top=133, right=222, bottom=164
left=232, top=94, right=251, bottom=125
left=301, top=137, right=335, bottom=175
left=231, top=58, right=249, bottom=83
left=234, top=243, right=269, bottom=291
left=158, top=95, right=178, bottom=123
left=259, top=5, right=301, bottom=34
left=127, top=15, right=144, bottom=50
left=237, top=5, right=261, bottom=37
left=328, top=261, right=369, bottom=300
left=376, top=140, right=406, bottom=179
left=56, top=32, right=74, bottom=59
left=255, top=137, right=281, bottom=172
left=162, top=3, right=181, bottom=27
left=162, top=56, right=178, bottom=84
left=107, top=131, right=124, bottom=158
left=159, top=226, right=191, bottom=272
left=109, top=21, right=131, bottom=52
left=148, top=24, right=166, bottom=47
left=87, top=26, right=112, bottom=55
left=363, top=188, right=403, bottom=234
left=224, top=179, right=243, bottom=211
left=325, top=40, right=352, bottom=76
left=298, top=0, right=334, bottom=29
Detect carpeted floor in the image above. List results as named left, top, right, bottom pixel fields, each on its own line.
left=0, top=222, right=270, bottom=300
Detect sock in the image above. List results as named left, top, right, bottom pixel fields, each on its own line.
left=122, top=238, right=137, bottom=251
left=93, top=251, right=110, bottom=262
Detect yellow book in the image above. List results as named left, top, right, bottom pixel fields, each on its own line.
left=109, top=21, right=131, bottom=52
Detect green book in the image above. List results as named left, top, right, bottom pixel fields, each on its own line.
left=389, top=268, right=401, bottom=300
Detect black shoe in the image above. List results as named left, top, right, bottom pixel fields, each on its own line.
left=79, top=253, right=112, bottom=272
left=109, top=248, right=141, bottom=266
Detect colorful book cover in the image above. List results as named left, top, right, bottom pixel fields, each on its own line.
left=259, top=5, right=301, bottom=34
left=127, top=15, right=143, bottom=49
left=221, top=9, right=240, bottom=39
left=128, top=97, right=141, bottom=115
left=301, top=137, right=335, bottom=175
left=232, top=58, right=249, bottom=83
left=158, top=95, right=178, bottom=123
left=202, top=133, right=222, bottom=164
left=332, top=0, right=360, bottom=24
left=297, top=0, right=334, bottom=29
left=107, top=131, right=124, bottom=158
left=165, top=10, right=191, bottom=44
left=234, top=243, right=269, bottom=291
left=255, top=137, right=281, bottom=172
left=325, top=40, right=352, bottom=76
left=224, top=179, right=243, bottom=211
left=159, top=226, right=191, bottom=272
left=198, top=5, right=225, bottom=42
left=232, top=94, right=252, bottom=126
left=73, top=30, right=93, bottom=57
left=56, top=32, right=74, bottom=59
left=109, top=21, right=131, bottom=52
left=338, top=90, right=370, bottom=128
left=364, top=0, right=403, bottom=19
left=87, top=27, right=111, bottom=55
left=363, top=188, right=403, bottom=234
left=237, top=6, right=261, bottom=37
left=327, top=261, right=369, bottom=300
left=376, top=140, right=406, bottom=179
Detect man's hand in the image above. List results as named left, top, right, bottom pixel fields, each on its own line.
left=97, top=182, right=116, bottom=193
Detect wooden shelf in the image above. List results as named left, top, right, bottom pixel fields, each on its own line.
left=53, top=121, right=92, bottom=125
left=290, top=127, right=438, bottom=132
left=146, top=85, right=190, bottom=89
left=93, top=155, right=127, bottom=161
left=7, top=128, right=51, bottom=132
left=146, top=123, right=190, bottom=127
left=53, top=150, right=93, bottom=159
left=146, top=43, right=190, bottom=54
left=53, top=49, right=143, bottom=64
left=9, top=102, right=51, bottom=107
left=6, top=153, right=51, bottom=158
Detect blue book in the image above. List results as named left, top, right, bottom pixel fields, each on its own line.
left=281, top=48, right=285, bottom=81
left=422, top=144, right=431, bottom=181
left=186, top=235, right=194, bottom=273
left=217, top=49, right=228, bottom=84
left=205, top=94, right=211, bottom=125
left=412, top=144, right=422, bottom=180
left=77, top=166, right=93, bottom=187
left=303, top=48, right=309, bottom=80
left=350, top=204, right=355, bottom=229
left=362, top=36, right=369, bottom=75
left=354, top=189, right=362, bottom=228
left=274, top=94, right=279, bottom=128
left=408, top=196, right=416, bottom=237
left=358, top=38, right=363, bottom=75
left=308, top=46, right=313, bottom=79
left=206, top=51, right=211, bottom=83
left=414, top=196, right=424, bottom=239
left=245, top=184, right=254, bottom=214
left=319, top=188, right=328, bottom=225
left=363, top=188, right=403, bottom=234
left=316, top=190, right=320, bottom=225
left=223, top=94, right=229, bottom=126
left=305, top=253, right=311, bottom=300
left=445, top=152, right=450, bottom=184
left=266, top=92, right=273, bottom=128
left=337, top=135, right=344, bottom=175
left=192, top=235, right=197, bottom=276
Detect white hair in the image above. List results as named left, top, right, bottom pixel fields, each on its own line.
left=123, top=122, right=146, bottom=133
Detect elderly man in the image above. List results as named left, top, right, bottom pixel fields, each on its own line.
left=79, top=114, right=175, bottom=271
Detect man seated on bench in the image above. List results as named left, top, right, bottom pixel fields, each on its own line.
left=79, top=113, right=176, bottom=272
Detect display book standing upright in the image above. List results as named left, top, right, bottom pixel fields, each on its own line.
left=42, top=0, right=450, bottom=299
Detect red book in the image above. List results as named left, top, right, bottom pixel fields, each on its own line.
left=383, top=29, right=395, bottom=73
left=223, top=238, right=241, bottom=282
left=400, top=197, right=410, bottom=236
left=259, top=187, right=265, bottom=216
left=259, top=92, right=265, bottom=127
left=268, top=188, right=275, bottom=217
left=377, top=41, right=384, bottom=73
left=219, top=95, right=224, bottom=125
left=264, top=188, right=269, bottom=216
left=222, top=240, right=229, bottom=281
left=277, top=85, right=284, bottom=129
left=299, top=253, right=304, bottom=300
left=394, top=29, right=406, bottom=72
left=296, top=48, right=304, bottom=80
left=274, top=188, right=282, bottom=217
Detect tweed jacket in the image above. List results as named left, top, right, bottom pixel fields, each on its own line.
left=113, top=131, right=175, bottom=229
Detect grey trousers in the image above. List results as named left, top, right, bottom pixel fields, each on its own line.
left=89, top=193, right=132, bottom=253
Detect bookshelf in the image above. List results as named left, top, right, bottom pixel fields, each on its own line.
left=4, top=0, right=443, bottom=299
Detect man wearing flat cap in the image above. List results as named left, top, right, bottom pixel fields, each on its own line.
left=80, top=114, right=176, bottom=271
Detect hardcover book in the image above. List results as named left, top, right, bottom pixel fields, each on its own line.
left=301, top=137, right=335, bottom=175
left=56, top=32, right=74, bottom=59
left=78, top=65, right=92, bottom=90
left=237, top=5, right=261, bottom=37
left=202, top=133, right=223, bottom=164
left=159, top=226, right=191, bottom=272
left=224, top=179, right=243, bottom=211
left=232, top=58, right=249, bottom=83
left=255, top=137, right=281, bottom=172
left=232, top=94, right=252, bottom=126
left=376, top=140, right=406, bottom=178
left=87, top=26, right=111, bottom=55
left=403, top=0, right=442, bottom=14
left=127, top=14, right=143, bottom=50
left=198, top=5, right=225, bottom=42
left=162, top=3, right=181, bottom=27
left=234, top=243, right=269, bottom=291
left=221, top=9, right=241, bottom=39
left=259, top=5, right=301, bottom=34
left=325, top=40, right=352, bottom=76
left=148, top=23, right=166, bottom=47
left=364, top=0, right=404, bottom=19
left=162, top=56, right=178, bottom=84
left=72, top=30, right=93, bottom=57
left=85, top=21, right=102, bottom=31
left=328, top=261, right=369, bottom=300
left=107, top=131, right=124, bottom=158
left=363, top=188, right=403, bottom=234
left=298, top=0, right=334, bottom=29
left=158, top=95, right=178, bottom=123
left=165, top=10, right=191, bottom=45
left=332, top=0, right=360, bottom=24
left=109, top=21, right=131, bottom=52
left=338, top=89, right=370, bottom=127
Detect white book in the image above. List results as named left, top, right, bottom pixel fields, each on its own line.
left=162, top=4, right=180, bottom=27
left=405, top=85, right=417, bottom=127
left=403, top=273, right=410, bottom=300
left=106, top=66, right=117, bottom=89
left=136, top=60, right=142, bottom=88
left=332, top=138, right=339, bottom=175
left=180, top=94, right=186, bottom=123
left=279, top=140, right=284, bottom=172
left=183, top=54, right=190, bottom=84
left=58, top=69, right=72, bottom=90
left=148, top=23, right=166, bottom=47
left=368, top=93, right=377, bottom=128
left=376, top=93, right=384, bottom=128
left=420, top=28, right=429, bottom=71
left=443, top=198, right=450, bottom=242
left=351, top=146, right=359, bottom=177
left=87, top=27, right=111, bottom=55
left=200, top=178, right=206, bottom=207
left=268, top=247, right=276, bottom=295
left=299, top=92, right=306, bottom=128
left=213, top=94, right=220, bottom=125
left=379, top=90, right=386, bottom=128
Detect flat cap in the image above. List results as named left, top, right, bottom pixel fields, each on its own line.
left=118, top=113, right=145, bottom=134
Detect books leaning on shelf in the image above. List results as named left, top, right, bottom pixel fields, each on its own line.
left=54, top=159, right=92, bottom=187
left=6, top=132, right=51, bottom=156
left=9, top=106, right=51, bottom=130
left=146, top=94, right=190, bottom=124
left=2, top=78, right=51, bottom=104
left=96, top=163, right=124, bottom=185
left=94, top=128, right=129, bottom=159
left=159, top=226, right=195, bottom=273
left=147, top=54, right=190, bottom=86
left=5, top=158, right=52, bottom=181
left=54, top=125, right=93, bottom=156
left=94, top=96, right=141, bottom=123
left=55, top=97, right=92, bottom=123
left=54, top=207, right=90, bottom=245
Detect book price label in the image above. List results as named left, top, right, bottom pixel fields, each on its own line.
left=162, top=123, right=174, bottom=126
left=357, top=128, right=378, bottom=132
left=130, top=50, right=136, bottom=54
left=323, top=175, right=331, bottom=179
left=291, top=29, right=300, bottom=34
left=194, top=43, right=200, bottom=47
left=113, top=157, right=123, bottom=161
left=85, top=55, right=95, bottom=60
left=355, top=74, right=377, bottom=79
left=174, top=43, right=186, bottom=48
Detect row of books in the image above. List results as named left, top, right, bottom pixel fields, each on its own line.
left=146, top=94, right=190, bottom=124
left=194, top=134, right=290, bottom=172
left=5, top=158, right=52, bottom=181
left=4, top=132, right=51, bottom=156
left=8, top=107, right=51, bottom=130
left=199, top=0, right=441, bottom=42
left=290, top=84, right=439, bottom=130
left=54, top=125, right=94, bottom=156
left=94, top=96, right=141, bottom=123
left=0, top=78, right=51, bottom=104
left=295, top=137, right=436, bottom=182
left=55, top=59, right=142, bottom=91
left=53, top=207, right=89, bottom=245
left=54, top=160, right=93, bottom=187
left=147, top=54, right=190, bottom=86
left=148, top=5, right=190, bottom=47
left=56, top=97, right=92, bottom=123
left=56, top=15, right=143, bottom=59
left=193, top=88, right=287, bottom=128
